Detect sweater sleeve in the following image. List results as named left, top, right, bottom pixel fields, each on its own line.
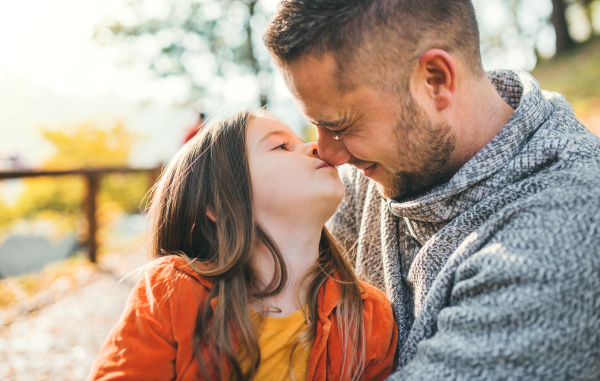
left=326, top=165, right=370, bottom=265
left=87, top=261, right=178, bottom=381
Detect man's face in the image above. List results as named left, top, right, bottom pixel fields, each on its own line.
left=281, top=54, right=456, bottom=201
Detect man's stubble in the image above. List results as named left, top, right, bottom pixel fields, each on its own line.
left=378, top=96, right=457, bottom=202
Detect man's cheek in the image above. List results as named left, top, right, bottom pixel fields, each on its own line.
left=346, top=142, right=374, bottom=162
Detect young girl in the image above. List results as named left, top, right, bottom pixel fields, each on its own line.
left=88, top=110, right=397, bottom=381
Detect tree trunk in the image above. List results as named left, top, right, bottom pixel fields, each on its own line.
left=245, top=0, right=269, bottom=107
left=551, top=0, right=575, bottom=54
left=260, top=93, right=268, bottom=108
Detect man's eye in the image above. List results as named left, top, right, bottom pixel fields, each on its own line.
left=330, top=129, right=344, bottom=141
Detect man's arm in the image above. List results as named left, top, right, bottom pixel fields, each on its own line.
left=327, top=165, right=370, bottom=264
left=388, top=197, right=600, bottom=381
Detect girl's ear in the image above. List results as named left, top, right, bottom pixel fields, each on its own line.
left=206, top=207, right=217, bottom=222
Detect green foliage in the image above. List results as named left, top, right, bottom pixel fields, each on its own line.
left=96, top=0, right=271, bottom=106
left=532, top=36, right=600, bottom=114
left=40, top=121, right=133, bottom=169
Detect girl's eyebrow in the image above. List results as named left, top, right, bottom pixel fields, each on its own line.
left=259, top=130, right=305, bottom=144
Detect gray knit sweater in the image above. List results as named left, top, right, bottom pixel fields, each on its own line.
left=327, top=70, right=600, bottom=380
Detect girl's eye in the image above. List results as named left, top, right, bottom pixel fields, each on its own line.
left=275, top=142, right=289, bottom=151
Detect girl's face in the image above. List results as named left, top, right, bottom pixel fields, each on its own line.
left=247, top=116, right=345, bottom=226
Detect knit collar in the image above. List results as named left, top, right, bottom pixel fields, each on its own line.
left=387, top=70, right=553, bottom=224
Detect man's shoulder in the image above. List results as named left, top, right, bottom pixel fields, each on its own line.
left=533, top=87, right=600, bottom=163
left=474, top=167, right=600, bottom=277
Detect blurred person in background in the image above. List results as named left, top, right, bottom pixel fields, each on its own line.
left=264, top=0, right=600, bottom=380
left=88, top=111, right=397, bottom=381
left=183, top=112, right=206, bottom=145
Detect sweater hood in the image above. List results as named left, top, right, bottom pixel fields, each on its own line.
left=388, top=71, right=555, bottom=224
left=384, top=70, right=576, bottom=247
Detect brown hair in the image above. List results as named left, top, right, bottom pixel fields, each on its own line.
left=146, top=110, right=365, bottom=380
left=264, top=0, right=485, bottom=93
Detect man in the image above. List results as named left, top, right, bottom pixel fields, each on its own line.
left=264, top=0, right=600, bottom=380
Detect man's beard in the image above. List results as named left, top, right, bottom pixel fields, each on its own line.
left=378, top=97, right=456, bottom=202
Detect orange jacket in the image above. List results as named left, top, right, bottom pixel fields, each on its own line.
left=88, top=256, right=398, bottom=381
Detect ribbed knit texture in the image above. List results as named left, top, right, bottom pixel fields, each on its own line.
left=326, top=70, right=600, bottom=380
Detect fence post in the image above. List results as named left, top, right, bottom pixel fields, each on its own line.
left=84, top=172, right=100, bottom=263
left=147, top=166, right=162, bottom=192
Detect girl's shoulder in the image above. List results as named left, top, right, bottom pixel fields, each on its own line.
left=357, top=280, right=390, bottom=304
left=356, top=280, right=398, bottom=376
left=144, top=255, right=214, bottom=292
left=356, top=280, right=395, bottom=321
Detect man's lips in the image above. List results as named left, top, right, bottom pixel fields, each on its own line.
left=317, top=161, right=334, bottom=169
left=355, top=163, right=377, bottom=177
left=353, top=163, right=375, bottom=170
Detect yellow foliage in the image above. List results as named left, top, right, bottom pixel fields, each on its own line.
left=302, top=124, right=317, bottom=143
left=3, top=120, right=151, bottom=245
left=0, top=199, right=15, bottom=230
left=15, top=176, right=84, bottom=219
left=40, top=120, right=134, bottom=169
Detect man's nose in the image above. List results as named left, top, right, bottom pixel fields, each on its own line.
left=315, top=126, right=352, bottom=166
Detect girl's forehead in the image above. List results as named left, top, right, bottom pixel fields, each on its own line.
left=249, top=116, right=299, bottom=141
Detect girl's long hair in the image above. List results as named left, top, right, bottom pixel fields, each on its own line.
left=146, top=110, right=365, bottom=380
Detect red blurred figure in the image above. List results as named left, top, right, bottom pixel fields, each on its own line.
left=183, top=113, right=206, bottom=144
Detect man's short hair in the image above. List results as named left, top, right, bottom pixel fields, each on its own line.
left=264, top=0, right=485, bottom=92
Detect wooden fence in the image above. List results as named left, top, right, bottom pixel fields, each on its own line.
left=0, top=166, right=163, bottom=263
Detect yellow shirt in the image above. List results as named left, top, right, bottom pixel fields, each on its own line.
left=243, top=307, right=312, bottom=381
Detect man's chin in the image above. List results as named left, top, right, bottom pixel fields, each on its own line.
left=360, top=166, right=402, bottom=200
left=373, top=169, right=427, bottom=201
left=377, top=170, right=451, bottom=202
left=375, top=182, right=399, bottom=201
left=359, top=164, right=440, bottom=201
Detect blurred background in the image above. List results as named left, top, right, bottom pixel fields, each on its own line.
left=0, top=0, right=598, bottom=379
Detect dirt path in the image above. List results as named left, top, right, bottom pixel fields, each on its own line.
left=0, top=249, right=145, bottom=381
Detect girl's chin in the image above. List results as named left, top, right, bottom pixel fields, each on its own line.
left=311, top=193, right=344, bottom=218
left=280, top=194, right=342, bottom=219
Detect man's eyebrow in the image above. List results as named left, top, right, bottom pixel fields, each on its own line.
left=259, top=130, right=305, bottom=144
left=310, top=118, right=348, bottom=129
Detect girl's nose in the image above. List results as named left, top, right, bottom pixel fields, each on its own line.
left=304, top=142, right=318, bottom=158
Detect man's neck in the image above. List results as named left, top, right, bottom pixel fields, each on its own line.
left=447, top=75, right=515, bottom=175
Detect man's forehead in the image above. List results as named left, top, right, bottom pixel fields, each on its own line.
left=281, top=54, right=353, bottom=124
left=283, top=54, right=341, bottom=97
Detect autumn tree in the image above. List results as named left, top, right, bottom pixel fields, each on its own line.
left=96, top=0, right=273, bottom=107
left=6, top=121, right=149, bottom=237
left=477, top=0, right=598, bottom=60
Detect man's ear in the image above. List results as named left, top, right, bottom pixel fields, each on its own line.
left=412, top=49, right=457, bottom=112
left=206, top=207, right=216, bottom=222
